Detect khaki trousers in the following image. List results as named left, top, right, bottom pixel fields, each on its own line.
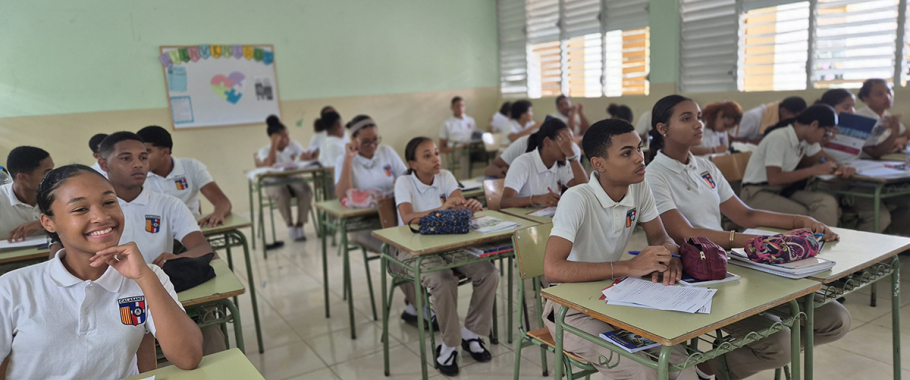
left=264, top=182, right=313, bottom=226
left=394, top=247, right=499, bottom=347
left=542, top=299, right=695, bottom=380
left=820, top=182, right=910, bottom=235
left=741, top=185, right=839, bottom=226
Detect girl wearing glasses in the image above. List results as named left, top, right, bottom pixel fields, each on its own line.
left=737, top=104, right=852, bottom=226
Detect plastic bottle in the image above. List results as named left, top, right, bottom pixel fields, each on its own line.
left=0, top=167, right=11, bottom=186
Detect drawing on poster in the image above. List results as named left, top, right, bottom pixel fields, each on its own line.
left=170, top=96, right=194, bottom=124
left=255, top=77, right=274, bottom=101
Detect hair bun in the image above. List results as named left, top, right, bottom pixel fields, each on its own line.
left=266, top=115, right=281, bottom=126
left=607, top=103, right=619, bottom=113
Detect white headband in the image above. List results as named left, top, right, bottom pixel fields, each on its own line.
left=349, top=118, right=376, bottom=135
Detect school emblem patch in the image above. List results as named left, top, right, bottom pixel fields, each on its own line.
left=439, top=193, right=448, bottom=204
left=383, top=164, right=393, bottom=177
left=625, top=208, right=637, bottom=228
left=700, top=171, right=716, bottom=189
left=145, top=215, right=161, bottom=233
left=118, top=296, right=146, bottom=326
left=174, top=177, right=188, bottom=190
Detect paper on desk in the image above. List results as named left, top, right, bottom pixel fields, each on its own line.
left=818, top=160, right=910, bottom=180
left=743, top=228, right=779, bottom=236
left=459, top=180, right=482, bottom=191
left=0, top=235, right=46, bottom=251
left=527, top=207, right=556, bottom=218
left=602, top=278, right=716, bottom=314
left=137, top=376, right=155, bottom=380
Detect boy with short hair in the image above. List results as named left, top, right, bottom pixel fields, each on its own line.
left=550, top=95, right=590, bottom=135
left=439, top=96, right=477, bottom=154
left=542, top=119, right=694, bottom=380
left=88, top=133, right=108, bottom=176
left=137, top=126, right=232, bottom=227
left=1, top=146, right=54, bottom=242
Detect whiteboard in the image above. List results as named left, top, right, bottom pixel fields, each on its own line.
left=159, top=45, right=281, bottom=130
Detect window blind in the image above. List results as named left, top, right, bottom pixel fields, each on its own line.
left=679, top=0, right=740, bottom=93
left=739, top=1, right=810, bottom=91
left=497, top=0, right=529, bottom=97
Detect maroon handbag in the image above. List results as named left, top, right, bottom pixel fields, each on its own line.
left=680, top=237, right=728, bottom=281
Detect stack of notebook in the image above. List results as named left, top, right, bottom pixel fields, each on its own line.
left=728, top=249, right=834, bottom=279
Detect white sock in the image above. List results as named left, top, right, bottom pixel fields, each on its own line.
left=461, top=327, right=485, bottom=353
left=437, top=344, right=456, bottom=365
left=295, top=226, right=305, bottom=239
left=403, top=303, right=417, bottom=316
left=695, top=365, right=713, bottom=379
left=287, top=226, right=297, bottom=240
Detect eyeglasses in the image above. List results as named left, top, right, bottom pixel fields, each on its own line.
left=823, top=127, right=837, bottom=137
left=359, top=136, right=382, bottom=147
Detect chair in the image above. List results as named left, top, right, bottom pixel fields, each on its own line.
left=710, top=152, right=752, bottom=196
left=512, top=224, right=597, bottom=380
left=482, top=132, right=503, bottom=154
left=483, top=179, right=505, bottom=211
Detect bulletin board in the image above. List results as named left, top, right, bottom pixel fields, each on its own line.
left=158, top=45, right=281, bottom=130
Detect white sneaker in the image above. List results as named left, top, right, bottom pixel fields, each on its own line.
left=294, top=226, right=307, bottom=241
left=287, top=226, right=298, bottom=241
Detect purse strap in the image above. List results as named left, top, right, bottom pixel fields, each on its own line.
left=408, top=218, right=421, bottom=234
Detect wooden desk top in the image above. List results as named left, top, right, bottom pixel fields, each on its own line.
left=248, top=165, right=333, bottom=180
left=121, top=348, right=264, bottom=380
left=500, top=207, right=555, bottom=224
left=177, top=259, right=245, bottom=307
left=808, top=227, right=910, bottom=283
left=542, top=266, right=820, bottom=346
left=0, top=244, right=50, bottom=264
left=371, top=210, right=539, bottom=256
left=198, top=213, right=252, bottom=236
left=314, top=199, right=379, bottom=219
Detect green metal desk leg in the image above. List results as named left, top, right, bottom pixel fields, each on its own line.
left=553, top=306, right=569, bottom=380
left=223, top=233, right=238, bottom=307
left=508, top=255, right=514, bottom=344
left=805, top=293, right=814, bottom=380
left=414, top=256, right=429, bottom=380
left=381, top=245, right=391, bottom=376
left=234, top=231, right=264, bottom=353
left=789, top=299, right=802, bottom=380
left=322, top=211, right=331, bottom=318
left=248, top=180, right=256, bottom=250
left=219, top=298, right=245, bottom=354
left=657, top=345, right=674, bottom=380
left=892, top=255, right=902, bottom=380
left=340, top=219, right=357, bottom=339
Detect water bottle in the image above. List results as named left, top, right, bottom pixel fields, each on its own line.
left=0, top=167, right=11, bottom=186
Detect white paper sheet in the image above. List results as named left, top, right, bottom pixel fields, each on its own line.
left=602, top=278, right=716, bottom=314
left=527, top=207, right=556, bottom=218
left=0, top=235, right=46, bottom=251
left=459, top=180, right=482, bottom=190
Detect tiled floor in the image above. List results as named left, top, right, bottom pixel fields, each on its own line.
left=216, top=223, right=910, bottom=380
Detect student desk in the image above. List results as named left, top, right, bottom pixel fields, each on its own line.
left=373, top=211, right=539, bottom=380
left=178, top=259, right=247, bottom=353
left=543, top=267, right=821, bottom=380
left=314, top=199, right=382, bottom=340
left=121, top=348, right=264, bottom=380
left=797, top=227, right=910, bottom=380
left=500, top=207, right=555, bottom=224
left=198, top=213, right=264, bottom=354
left=0, top=244, right=50, bottom=264
left=247, top=166, right=335, bottom=252
left=447, top=141, right=486, bottom=179
left=814, top=155, right=910, bottom=232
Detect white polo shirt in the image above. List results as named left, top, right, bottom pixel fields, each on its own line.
left=548, top=112, right=582, bottom=133
left=118, top=188, right=201, bottom=263
left=503, top=119, right=536, bottom=144
left=698, top=128, right=730, bottom=152
left=144, top=158, right=215, bottom=217
left=90, top=162, right=108, bottom=178
left=550, top=172, right=659, bottom=263
left=393, top=170, right=460, bottom=225
left=490, top=113, right=509, bottom=133
left=334, top=145, right=407, bottom=194
left=635, top=112, right=652, bottom=137
left=319, top=136, right=346, bottom=167
left=856, top=106, right=907, bottom=145
left=310, top=131, right=350, bottom=152
left=257, top=140, right=306, bottom=164
left=733, top=104, right=765, bottom=140
left=440, top=115, right=477, bottom=145
left=646, top=151, right=735, bottom=231
left=500, top=135, right=581, bottom=165
left=0, top=249, right=181, bottom=379
left=0, top=183, right=40, bottom=238
left=742, top=125, right=821, bottom=185
left=504, top=151, right=577, bottom=197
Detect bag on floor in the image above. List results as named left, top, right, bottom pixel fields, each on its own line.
left=744, top=230, right=821, bottom=264
left=408, top=209, right=471, bottom=235
left=680, top=237, right=728, bottom=281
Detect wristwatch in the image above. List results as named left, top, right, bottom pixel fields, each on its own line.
left=566, top=154, right=579, bottom=162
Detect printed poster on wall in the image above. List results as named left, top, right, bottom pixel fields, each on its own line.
left=159, top=45, right=280, bottom=130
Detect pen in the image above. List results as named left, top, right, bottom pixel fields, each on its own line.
left=628, top=251, right=681, bottom=258
left=814, top=234, right=825, bottom=238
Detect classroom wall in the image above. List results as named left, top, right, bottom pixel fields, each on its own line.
left=0, top=0, right=500, bottom=214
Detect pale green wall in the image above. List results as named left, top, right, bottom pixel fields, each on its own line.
left=0, top=0, right=499, bottom=118
left=648, top=0, right=680, bottom=85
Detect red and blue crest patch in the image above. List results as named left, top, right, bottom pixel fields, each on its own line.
left=145, top=215, right=161, bottom=233
left=383, top=164, right=393, bottom=177
left=119, top=296, right=146, bottom=326
left=439, top=193, right=448, bottom=204
left=174, top=176, right=188, bottom=190
left=700, top=171, right=716, bottom=189
left=625, top=208, right=637, bottom=228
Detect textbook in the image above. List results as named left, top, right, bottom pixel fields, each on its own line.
left=600, top=330, right=661, bottom=353
left=464, top=243, right=514, bottom=258
left=470, top=216, right=520, bottom=234
left=823, top=112, right=879, bottom=163
left=729, top=249, right=834, bottom=279
left=679, top=272, right=740, bottom=286
left=458, top=180, right=482, bottom=191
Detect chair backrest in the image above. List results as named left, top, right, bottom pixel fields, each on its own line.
left=377, top=197, right=398, bottom=229
left=482, top=132, right=502, bottom=153
left=512, top=224, right=552, bottom=280
left=483, top=179, right=505, bottom=211
left=710, top=151, right=752, bottom=182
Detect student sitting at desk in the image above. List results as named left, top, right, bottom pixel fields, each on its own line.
left=310, top=106, right=350, bottom=158
left=856, top=78, right=909, bottom=158
left=0, top=164, right=202, bottom=379
left=88, top=133, right=108, bottom=177
left=502, top=100, right=539, bottom=145
left=394, top=137, right=492, bottom=376
left=316, top=111, right=347, bottom=168
left=500, top=118, right=587, bottom=208
left=439, top=96, right=477, bottom=154
left=2, top=146, right=53, bottom=242
left=549, top=95, right=590, bottom=135
left=645, top=95, right=851, bottom=380
left=739, top=105, right=850, bottom=227
left=607, top=103, right=633, bottom=123
left=542, top=119, right=694, bottom=380
left=817, top=88, right=910, bottom=235
left=137, top=126, right=232, bottom=228
left=732, top=96, right=807, bottom=144
left=256, top=115, right=314, bottom=242
left=689, top=100, right=742, bottom=156
left=485, top=116, right=581, bottom=178
left=489, top=101, right=511, bottom=133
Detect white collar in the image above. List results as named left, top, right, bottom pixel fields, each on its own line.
left=652, top=151, right=698, bottom=174
left=530, top=151, right=559, bottom=174
left=149, top=157, right=184, bottom=180
left=48, top=249, right=124, bottom=293
left=588, top=172, right=635, bottom=209
left=4, top=183, right=31, bottom=208
left=119, top=187, right=150, bottom=207
left=409, top=173, right=438, bottom=194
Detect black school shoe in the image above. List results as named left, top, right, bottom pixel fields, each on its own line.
left=401, top=310, right=440, bottom=331
left=461, top=338, right=492, bottom=362
left=436, top=345, right=459, bottom=376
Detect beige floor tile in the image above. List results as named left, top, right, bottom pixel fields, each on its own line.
left=868, top=303, right=910, bottom=331
left=282, top=367, right=340, bottom=380
left=245, top=340, right=328, bottom=380
left=828, top=322, right=910, bottom=370
left=330, top=345, right=443, bottom=380
left=306, top=319, right=403, bottom=366
left=841, top=291, right=894, bottom=323
left=283, top=297, right=375, bottom=340
left=449, top=345, right=547, bottom=380
left=226, top=315, right=304, bottom=352
left=795, top=344, right=910, bottom=380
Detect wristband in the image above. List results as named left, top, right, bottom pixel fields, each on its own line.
left=566, top=154, right=579, bottom=162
